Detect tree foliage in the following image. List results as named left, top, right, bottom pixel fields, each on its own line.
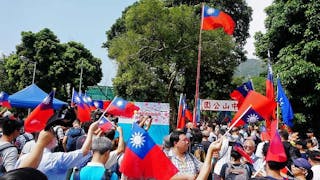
left=3, top=28, right=102, bottom=100
left=254, top=0, right=320, bottom=129
left=105, top=0, right=252, bottom=127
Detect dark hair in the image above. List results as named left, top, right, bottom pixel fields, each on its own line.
left=0, top=167, right=47, bottom=180
left=2, top=118, right=23, bottom=136
left=279, top=130, right=289, bottom=140
left=267, top=161, right=287, bottom=170
left=230, top=147, right=242, bottom=160
left=105, top=129, right=115, bottom=140
left=306, top=169, right=313, bottom=180
left=170, top=130, right=185, bottom=147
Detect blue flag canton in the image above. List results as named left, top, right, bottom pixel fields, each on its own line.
left=237, top=81, right=253, bottom=97
left=112, top=97, right=128, bottom=110
left=267, top=64, right=273, bottom=81
left=40, top=91, right=54, bottom=110
left=128, top=123, right=155, bottom=159
left=242, top=108, right=263, bottom=123
left=0, top=92, right=9, bottom=101
left=93, top=100, right=103, bottom=109
left=204, top=6, right=220, bottom=17
left=73, top=91, right=86, bottom=108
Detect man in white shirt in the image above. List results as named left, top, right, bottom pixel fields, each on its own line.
left=308, top=150, right=320, bottom=179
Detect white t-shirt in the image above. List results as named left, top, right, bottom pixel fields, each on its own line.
left=105, top=150, right=122, bottom=169
left=21, top=139, right=36, bottom=155
left=311, top=164, right=320, bottom=180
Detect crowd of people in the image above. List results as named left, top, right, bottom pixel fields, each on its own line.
left=0, top=106, right=319, bottom=180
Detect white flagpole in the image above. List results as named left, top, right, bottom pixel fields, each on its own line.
left=224, top=105, right=252, bottom=136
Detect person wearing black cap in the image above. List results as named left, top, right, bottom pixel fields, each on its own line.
left=0, top=118, right=23, bottom=174
left=308, top=150, right=320, bottom=179
left=291, top=158, right=313, bottom=180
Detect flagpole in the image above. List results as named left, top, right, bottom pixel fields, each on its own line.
left=224, top=105, right=252, bottom=136
left=177, top=93, right=183, bottom=128
left=71, top=88, right=75, bottom=107
left=96, top=96, right=118, bottom=124
left=193, top=3, right=205, bottom=126
left=249, top=77, right=255, bottom=91
left=276, top=75, right=280, bottom=129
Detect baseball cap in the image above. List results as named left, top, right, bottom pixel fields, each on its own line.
left=293, top=158, right=311, bottom=169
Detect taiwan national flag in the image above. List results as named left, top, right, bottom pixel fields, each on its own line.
left=201, top=5, right=235, bottom=35
left=230, top=91, right=276, bottom=127
left=230, top=81, right=253, bottom=107
left=266, top=63, right=275, bottom=101
left=0, top=91, right=11, bottom=109
left=177, top=94, right=193, bottom=129
left=98, top=116, right=114, bottom=132
left=72, top=89, right=91, bottom=122
left=24, top=91, right=55, bottom=133
left=106, top=97, right=140, bottom=118
left=120, top=123, right=178, bottom=179
left=93, top=100, right=111, bottom=110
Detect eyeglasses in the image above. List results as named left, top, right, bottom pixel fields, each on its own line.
left=243, top=145, right=254, bottom=149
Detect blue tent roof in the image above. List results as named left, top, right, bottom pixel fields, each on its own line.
left=8, top=84, right=67, bottom=110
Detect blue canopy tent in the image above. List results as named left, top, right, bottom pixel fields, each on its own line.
left=8, top=84, right=67, bottom=110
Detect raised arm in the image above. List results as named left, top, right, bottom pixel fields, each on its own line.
left=18, top=130, right=55, bottom=169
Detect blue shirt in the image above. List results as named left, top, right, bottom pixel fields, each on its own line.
left=16, top=148, right=92, bottom=180
left=71, top=162, right=118, bottom=180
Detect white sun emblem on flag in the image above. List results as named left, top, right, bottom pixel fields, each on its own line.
left=43, top=96, right=51, bottom=104
left=0, top=92, right=3, bottom=98
left=116, top=100, right=123, bottom=107
left=246, top=114, right=260, bottom=123
left=130, top=132, right=145, bottom=149
left=207, top=8, right=215, bottom=15
left=75, top=96, right=81, bottom=103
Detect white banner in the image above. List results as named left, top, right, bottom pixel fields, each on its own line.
left=119, top=102, right=170, bottom=125
left=200, top=99, right=238, bottom=111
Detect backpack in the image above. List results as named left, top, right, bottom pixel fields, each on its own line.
left=224, top=163, right=250, bottom=180
left=0, top=143, right=15, bottom=175
left=66, top=128, right=83, bottom=152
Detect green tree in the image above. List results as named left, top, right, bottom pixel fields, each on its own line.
left=254, top=0, right=320, bottom=130
left=3, top=28, right=102, bottom=100
left=106, top=0, right=251, bottom=128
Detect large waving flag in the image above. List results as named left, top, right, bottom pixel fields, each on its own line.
left=230, top=81, right=253, bottom=107
left=230, top=91, right=276, bottom=127
left=177, top=94, right=193, bottom=129
left=0, top=91, right=11, bottom=109
left=72, top=89, right=91, bottom=122
left=106, top=97, right=140, bottom=118
left=120, top=123, right=178, bottom=179
left=82, top=94, right=96, bottom=110
left=277, top=79, right=294, bottom=127
left=24, top=91, right=55, bottom=133
left=201, top=5, right=235, bottom=35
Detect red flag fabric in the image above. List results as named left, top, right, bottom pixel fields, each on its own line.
left=266, top=132, right=287, bottom=162
left=202, top=5, right=235, bottom=35
left=72, top=90, right=91, bottom=122
left=230, top=91, right=276, bottom=127
left=0, top=91, right=12, bottom=109
left=234, top=144, right=253, bottom=164
left=120, top=123, right=178, bottom=179
left=106, top=97, right=140, bottom=118
left=24, top=91, right=55, bottom=133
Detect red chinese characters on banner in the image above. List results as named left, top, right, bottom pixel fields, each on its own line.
left=200, top=100, right=238, bottom=111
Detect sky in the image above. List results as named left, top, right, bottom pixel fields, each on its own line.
left=0, top=0, right=272, bottom=86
